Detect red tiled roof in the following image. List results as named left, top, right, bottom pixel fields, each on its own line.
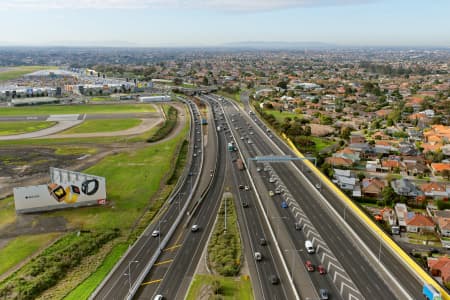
left=406, top=214, right=435, bottom=227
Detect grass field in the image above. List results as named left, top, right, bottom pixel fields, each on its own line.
left=216, top=90, right=241, bottom=103
left=186, top=274, right=253, bottom=300
left=64, top=242, right=128, bottom=300
left=88, top=96, right=115, bottom=101
left=61, top=119, right=142, bottom=134
left=54, top=146, right=99, bottom=156
left=0, top=121, right=56, bottom=136
left=265, top=109, right=303, bottom=123
left=45, top=115, right=188, bottom=231
left=0, top=66, right=57, bottom=81
left=0, top=104, right=156, bottom=116
left=0, top=233, right=61, bottom=276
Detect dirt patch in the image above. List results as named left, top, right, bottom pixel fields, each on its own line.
left=0, top=214, right=67, bottom=239
left=309, top=123, right=335, bottom=136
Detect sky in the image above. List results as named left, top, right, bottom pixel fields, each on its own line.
left=0, top=0, right=449, bottom=47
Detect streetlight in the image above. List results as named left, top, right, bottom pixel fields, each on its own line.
left=124, top=260, right=139, bottom=295
left=284, top=249, right=303, bottom=283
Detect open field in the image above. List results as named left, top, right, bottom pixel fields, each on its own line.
left=0, top=233, right=61, bottom=276
left=0, top=104, right=156, bottom=116
left=61, top=119, right=142, bottom=134
left=0, top=66, right=57, bottom=81
left=0, top=121, right=56, bottom=136
left=186, top=274, right=253, bottom=300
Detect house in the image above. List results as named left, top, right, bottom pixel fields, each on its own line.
left=420, top=182, right=448, bottom=200
left=362, top=178, right=385, bottom=198
left=334, top=148, right=360, bottom=163
left=395, top=203, right=408, bottom=227
left=405, top=213, right=435, bottom=233
left=325, top=157, right=353, bottom=167
left=366, top=160, right=381, bottom=172
left=430, top=163, right=450, bottom=177
left=350, top=134, right=366, bottom=144
left=391, top=178, right=424, bottom=198
left=427, top=256, right=450, bottom=283
left=381, top=159, right=404, bottom=172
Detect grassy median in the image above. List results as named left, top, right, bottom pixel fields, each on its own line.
left=0, top=104, right=155, bottom=116
left=186, top=274, right=253, bottom=300
left=208, top=194, right=242, bottom=276
left=61, top=119, right=142, bottom=134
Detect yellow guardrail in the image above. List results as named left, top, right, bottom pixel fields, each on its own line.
left=282, top=133, right=449, bottom=300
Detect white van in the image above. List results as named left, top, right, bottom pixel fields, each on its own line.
left=305, top=240, right=314, bottom=253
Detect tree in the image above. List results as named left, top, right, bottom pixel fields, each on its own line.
left=442, top=169, right=450, bottom=180
left=341, top=127, right=352, bottom=140
left=173, top=78, right=183, bottom=85
left=382, top=186, right=396, bottom=206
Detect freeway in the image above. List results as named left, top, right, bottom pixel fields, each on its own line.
left=92, top=100, right=204, bottom=300
left=134, top=97, right=223, bottom=299
left=225, top=93, right=425, bottom=299
left=212, top=96, right=295, bottom=300
left=214, top=93, right=417, bottom=300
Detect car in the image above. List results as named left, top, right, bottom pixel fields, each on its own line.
left=151, top=230, right=160, bottom=237
left=239, top=185, right=244, bottom=189
left=260, top=238, right=267, bottom=246
left=274, top=189, right=281, bottom=194
left=281, top=201, right=288, bottom=208
left=256, top=167, right=261, bottom=172
left=244, top=185, right=250, bottom=191
left=318, top=265, right=326, bottom=274
left=269, top=177, right=276, bottom=183
left=319, top=288, right=329, bottom=299
left=269, top=190, right=274, bottom=197
left=254, top=252, right=262, bottom=261
left=315, top=183, right=321, bottom=189
left=153, top=295, right=164, bottom=300
left=269, top=275, right=279, bottom=285
left=240, top=136, right=244, bottom=140
left=242, top=201, right=249, bottom=208
left=191, top=224, right=199, bottom=232
left=249, top=131, right=254, bottom=135
left=193, top=153, right=197, bottom=157
left=305, top=260, right=314, bottom=272
left=295, top=222, right=302, bottom=230
left=247, top=140, right=253, bottom=144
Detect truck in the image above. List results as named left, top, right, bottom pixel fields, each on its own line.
left=423, top=284, right=442, bottom=300
left=236, top=158, right=244, bottom=170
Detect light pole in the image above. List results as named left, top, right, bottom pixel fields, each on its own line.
left=124, top=260, right=139, bottom=295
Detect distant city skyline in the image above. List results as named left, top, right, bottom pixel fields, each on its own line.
left=0, top=0, right=449, bottom=47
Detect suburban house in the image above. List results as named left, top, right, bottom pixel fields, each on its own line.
left=361, top=178, right=385, bottom=198
left=427, top=256, right=450, bottom=284
left=332, top=169, right=357, bottom=191
left=325, top=157, right=353, bottom=167
left=395, top=203, right=408, bottom=228
left=430, top=163, right=450, bottom=177
left=405, top=213, right=435, bottom=233
left=420, top=182, right=448, bottom=200
left=333, top=148, right=360, bottom=163
left=366, top=160, right=381, bottom=172
left=391, top=178, right=424, bottom=198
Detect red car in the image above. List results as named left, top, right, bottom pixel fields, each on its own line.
left=318, top=265, right=326, bottom=275
left=305, top=260, right=314, bottom=272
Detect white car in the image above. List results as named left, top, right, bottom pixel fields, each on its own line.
left=269, top=177, right=276, bottom=183
left=152, top=230, right=160, bottom=237
left=191, top=224, right=199, bottom=232
left=244, top=185, right=250, bottom=191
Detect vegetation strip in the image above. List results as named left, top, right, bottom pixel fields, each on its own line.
left=186, top=274, right=253, bottom=300
left=208, top=194, right=242, bottom=276
left=0, top=230, right=120, bottom=300
left=61, top=119, right=142, bottom=134
left=0, top=104, right=155, bottom=116
left=147, top=105, right=178, bottom=142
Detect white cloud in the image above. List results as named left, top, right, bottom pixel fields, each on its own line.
left=0, top=0, right=377, bottom=11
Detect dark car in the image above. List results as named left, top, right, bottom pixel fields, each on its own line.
left=260, top=238, right=267, bottom=246
left=269, top=275, right=279, bottom=285
left=242, top=201, right=249, bottom=208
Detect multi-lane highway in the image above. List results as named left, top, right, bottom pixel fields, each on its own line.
left=92, top=100, right=204, bottom=300
left=214, top=93, right=425, bottom=299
